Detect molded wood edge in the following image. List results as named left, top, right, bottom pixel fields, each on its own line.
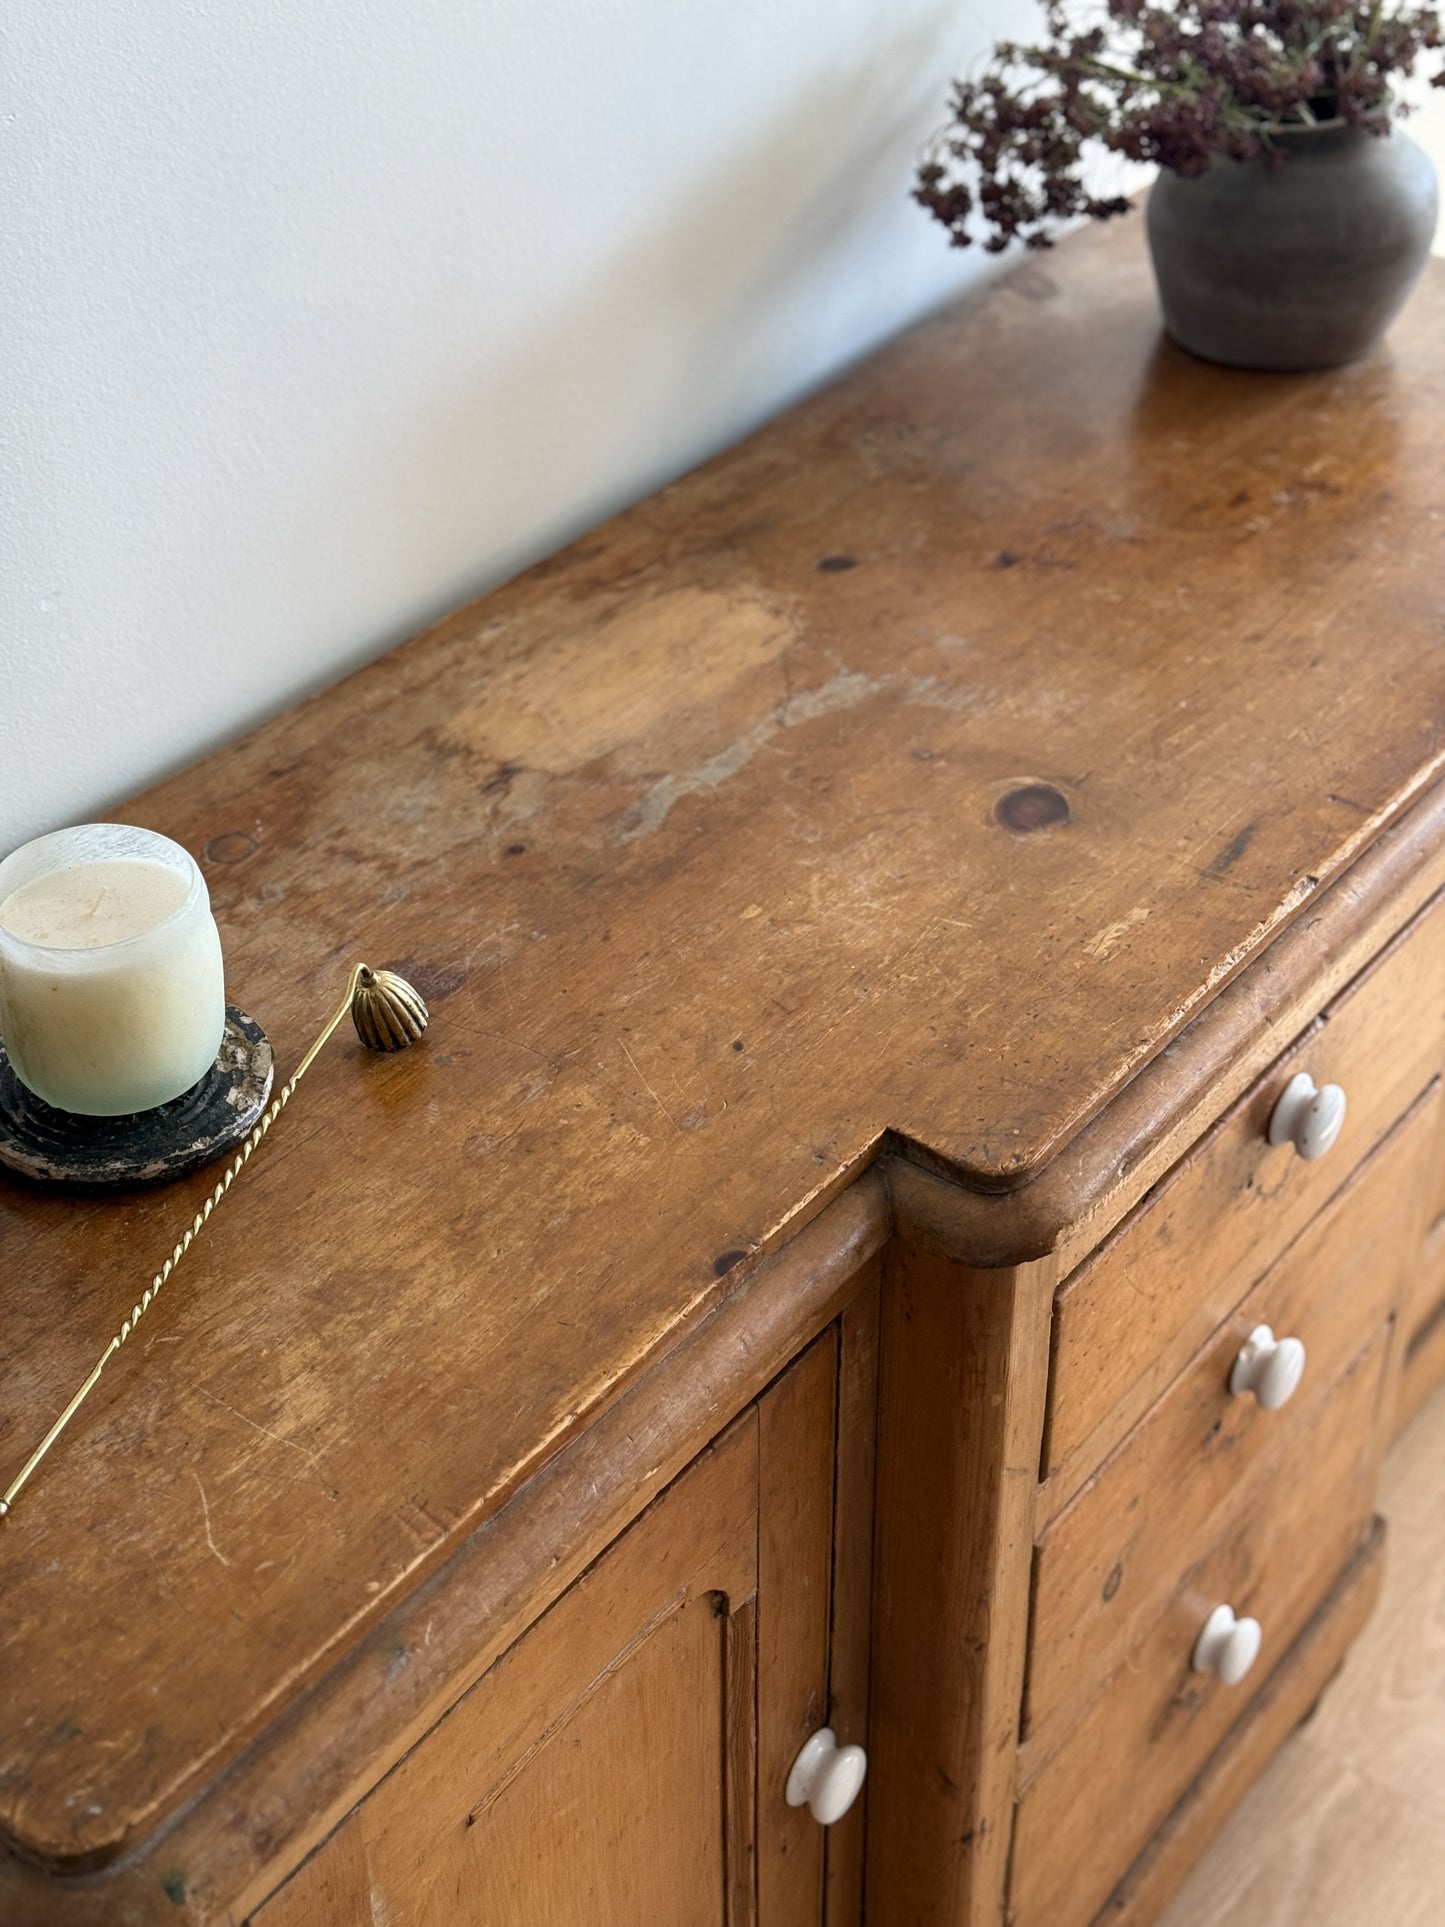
left=0, top=1172, right=888, bottom=1924
left=888, top=776, right=1445, bottom=1270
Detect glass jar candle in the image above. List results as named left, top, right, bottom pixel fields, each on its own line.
left=0, top=824, right=226, bottom=1116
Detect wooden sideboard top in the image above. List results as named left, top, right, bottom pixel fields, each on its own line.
left=4, top=216, right=1445, bottom=1874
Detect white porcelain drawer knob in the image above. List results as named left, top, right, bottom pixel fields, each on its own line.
left=1230, top=1323, right=1307, bottom=1410
left=1267, top=1071, right=1346, bottom=1160
left=785, top=1727, right=867, bottom=1824
left=1192, top=1604, right=1263, bottom=1686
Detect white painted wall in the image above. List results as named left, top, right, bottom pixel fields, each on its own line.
left=3, top=6, right=1443, bottom=854
left=0, top=0, right=1042, bottom=850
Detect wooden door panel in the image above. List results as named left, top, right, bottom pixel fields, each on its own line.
left=254, top=1296, right=879, bottom=1927
left=255, top=1412, right=758, bottom=1927
left=469, top=1594, right=728, bottom=1927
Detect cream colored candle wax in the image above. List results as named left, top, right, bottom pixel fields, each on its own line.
left=0, top=825, right=226, bottom=1116
left=1, top=859, right=190, bottom=948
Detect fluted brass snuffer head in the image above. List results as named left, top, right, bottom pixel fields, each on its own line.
left=350, top=965, right=429, bottom=1052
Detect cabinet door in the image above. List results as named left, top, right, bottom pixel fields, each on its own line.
left=253, top=1304, right=876, bottom=1927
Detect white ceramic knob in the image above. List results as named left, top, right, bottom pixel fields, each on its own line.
left=1229, top=1323, right=1307, bottom=1410
left=785, top=1727, right=867, bottom=1825
left=1192, top=1604, right=1262, bottom=1686
left=1267, top=1071, right=1346, bottom=1161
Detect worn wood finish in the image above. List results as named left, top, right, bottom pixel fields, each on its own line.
left=1011, top=1330, right=1389, bottom=1927
left=254, top=1407, right=759, bottom=1927
left=757, top=1330, right=836, bottom=1922
left=1043, top=895, right=1445, bottom=1510
left=726, top=1599, right=760, bottom=1927
left=258, top=1317, right=870, bottom=1927
left=1105, top=1516, right=1387, bottom=1927
left=1027, top=1084, right=1439, bottom=1750
left=927, top=785, right=1445, bottom=1273
left=866, top=1160, right=1056, bottom=1927
left=0, top=1180, right=885, bottom=1927
left=5, top=218, right=1445, bottom=1921
left=823, top=1278, right=880, bottom=1925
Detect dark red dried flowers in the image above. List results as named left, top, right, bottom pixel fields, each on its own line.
left=915, top=2, right=1445, bottom=250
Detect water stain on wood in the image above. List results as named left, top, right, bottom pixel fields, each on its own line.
left=203, top=832, right=258, bottom=865
left=1206, top=821, right=1259, bottom=879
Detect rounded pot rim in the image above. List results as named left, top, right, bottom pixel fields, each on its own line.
left=1258, top=108, right=1391, bottom=139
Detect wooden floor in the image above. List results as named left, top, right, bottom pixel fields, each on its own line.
left=1160, top=1383, right=1445, bottom=1926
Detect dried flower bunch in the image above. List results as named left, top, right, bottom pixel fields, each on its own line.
left=915, top=1, right=1445, bottom=251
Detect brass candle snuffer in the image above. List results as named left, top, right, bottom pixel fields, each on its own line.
left=0, top=963, right=429, bottom=1519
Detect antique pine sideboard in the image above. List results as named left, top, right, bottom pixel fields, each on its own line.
left=4, top=219, right=1445, bottom=1927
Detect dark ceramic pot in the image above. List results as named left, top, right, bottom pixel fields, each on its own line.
left=1146, top=120, right=1438, bottom=370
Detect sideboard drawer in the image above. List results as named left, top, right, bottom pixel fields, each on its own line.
left=1010, top=1325, right=1388, bottom=1927
left=1043, top=893, right=1445, bottom=1505
left=1025, top=1080, right=1436, bottom=1748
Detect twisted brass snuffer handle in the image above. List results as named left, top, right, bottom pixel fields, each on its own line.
left=0, top=963, right=428, bottom=1519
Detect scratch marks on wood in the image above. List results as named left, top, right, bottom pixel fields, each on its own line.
left=619, top=666, right=984, bottom=839
left=619, top=1039, right=683, bottom=1135
left=193, top=1386, right=323, bottom=1473
left=189, top=1470, right=231, bottom=1568
left=497, top=928, right=517, bottom=1019
left=144, top=1546, right=183, bottom=1609
left=1084, top=906, right=1151, bottom=961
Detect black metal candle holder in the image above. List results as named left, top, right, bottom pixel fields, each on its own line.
left=0, top=1007, right=274, bottom=1190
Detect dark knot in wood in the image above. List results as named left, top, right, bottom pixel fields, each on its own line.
left=995, top=784, right=1070, bottom=834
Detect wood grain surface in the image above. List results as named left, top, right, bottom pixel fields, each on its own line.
left=4, top=215, right=1445, bottom=1875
